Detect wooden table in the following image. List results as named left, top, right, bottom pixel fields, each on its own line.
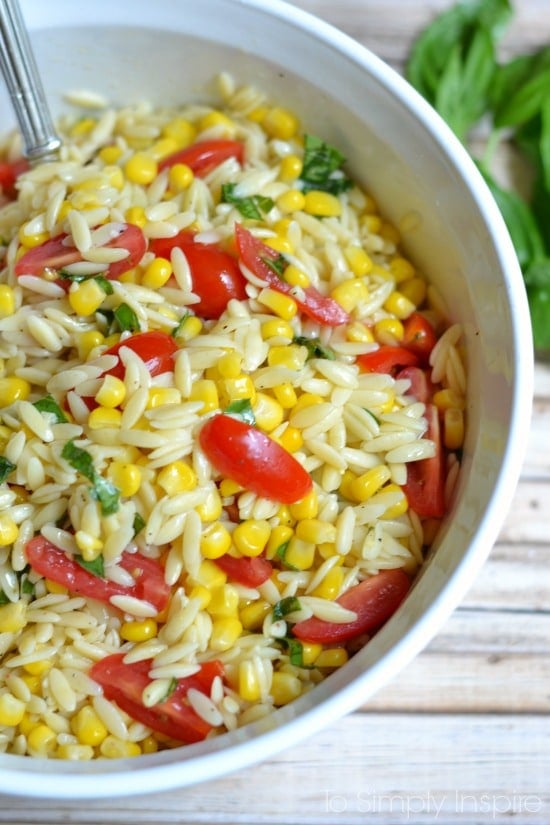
left=3, top=2, right=549, bottom=822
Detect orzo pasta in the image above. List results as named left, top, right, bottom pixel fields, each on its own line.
left=0, top=74, right=465, bottom=759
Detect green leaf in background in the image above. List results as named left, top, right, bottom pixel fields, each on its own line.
left=494, top=68, right=550, bottom=130
left=527, top=287, right=550, bottom=350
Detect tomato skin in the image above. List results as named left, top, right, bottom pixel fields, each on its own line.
left=25, top=537, right=170, bottom=613
left=234, top=224, right=350, bottom=327
left=14, top=223, right=146, bottom=283
left=402, top=403, right=446, bottom=518
left=403, top=312, right=438, bottom=363
left=90, top=654, right=224, bottom=744
left=199, top=414, right=312, bottom=504
left=356, top=345, right=419, bottom=375
left=103, top=330, right=178, bottom=381
left=396, top=366, right=434, bottom=404
left=0, top=157, right=29, bottom=199
left=292, top=568, right=410, bottom=643
left=150, top=231, right=248, bottom=319
left=158, top=139, right=244, bottom=177
left=214, top=553, right=273, bottom=587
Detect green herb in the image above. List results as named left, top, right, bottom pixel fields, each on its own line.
left=171, top=311, right=191, bottom=339
left=276, top=637, right=305, bottom=667
left=33, top=395, right=68, bottom=424
left=293, top=335, right=335, bottom=361
left=133, top=512, right=146, bottom=537
left=75, top=554, right=105, bottom=578
left=21, top=576, right=35, bottom=596
left=94, top=275, right=114, bottom=295
left=0, top=591, right=9, bottom=605
left=261, top=252, right=286, bottom=277
left=272, top=595, right=301, bottom=621
left=221, top=183, right=274, bottom=220
left=0, top=456, right=15, bottom=484
left=224, top=398, right=256, bottom=425
left=300, top=135, right=353, bottom=195
left=61, top=440, right=120, bottom=516
left=162, top=677, right=178, bottom=702
left=114, top=303, right=140, bottom=332
left=275, top=541, right=299, bottom=571
left=58, top=271, right=114, bottom=295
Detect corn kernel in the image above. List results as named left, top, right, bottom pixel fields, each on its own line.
left=265, top=525, right=294, bottom=560
left=18, top=712, right=35, bottom=735
left=190, top=559, right=227, bottom=589
left=277, top=425, right=303, bottom=453
left=68, top=279, right=106, bottom=316
left=75, top=530, right=103, bottom=557
left=124, top=152, right=158, bottom=185
left=19, top=674, right=40, bottom=694
left=346, top=321, right=375, bottom=344
left=239, top=600, right=271, bottom=630
left=284, top=536, right=315, bottom=570
left=350, top=466, right=392, bottom=502
left=107, top=461, right=142, bottom=497
left=196, top=487, right=223, bottom=522
left=95, top=374, right=126, bottom=408
left=283, top=263, right=310, bottom=288
left=162, top=118, right=196, bottom=147
left=88, top=406, right=122, bottom=430
left=118, top=267, right=140, bottom=284
left=217, top=352, right=243, bottom=379
left=70, top=117, right=96, bottom=137
left=384, top=290, right=416, bottom=320
left=330, top=278, right=369, bottom=312
left=289, top=488, right=318, bottom=520
left=157, top=460, right=197, bottom=495
left=311, top=565, right=345, bottom=600
left=344, top=245, right=373, bottom=277
left=275, top=505, right=293, bottom=527
left=200, top=522, right=232, bottom=560
left=363, top=214, right=382, bottom=234
left=18, top=224, right=49, bottom=248
left=301, top=642, right=323, bottom=666
left=380, top=221, right=400, bottom=244
left=238, top=660, right=262, bottom=702
left=253, top=393, right=284, bottom=432
left=120, top=618, right=158, bottom=643
left=27, top=723, right=57, bottom=754
left=147, top=387, right=181, bottom=409
left=57, top=743, right=95, bottom=760
left=221, top=374, right=256, bottom=405
left=77, top=329, right=104, bottom=360
left=444, top=408, right=465, bottom=450
left=100, top=736, right=141, bottom=758
left=262, top=107, right=299, bottom=140
left=0, top=284, right=15, bottom=318
left=0, top=376, right=30, bottom=405
left=374, top=317, right=405, bottom=345
left=267, top=344, right=306, bottom=370
left=173, top=314, right=202, bottom=342
left=261, top=319, right=294, bottom=341
left=23, top=656, right=51, bottom=676
left=208, top=584, right=239, bottom=617
left=219, top=478, right=243, bottom=497
left=399, top=276, right=427, bottom=307
left=0, top=600, right=25, bottom=632
left=390, top=256, right=416, bottom=283
left=99, top=144, right=123, bottom=164
left=199, top=110, right=235, bottom=134
left=270, top=672, right=302, bottom=705
left=276, top=189, right=306, bottom=213
left=45, top=578, right=68, bottom=595
left=315, top=647, right=348, bottom=668
left=378, top=483, right=409, bottom=519
left=141, top=736, right=159, bottom=754
left=142, top=257, right=173, bottom=289
left=295, top=518, right=336, bottom=545
left=248, top=105, right=269, bottom=123
left=304, top=190, right=341, bottom=217
left=233, top=519, right=271, bottom=558
left=279, top=154, right=303, bottom=181
left=264, top=235, right=293, bottom=255
left=257, top=288, right=298, bottom=320
left=210, top=617, right=243, bottom=651
left=291, top=392, right=324, bottom=416
left=433, top=388, right=465, bottom=411
left=0, top=515, right=19, bottom=546
left=189, top=379, right=219, bottom=414
left=149, top=137, right=178, bottom=161
left=271, top=384, right=297, bottom=411
left=125, top=205, right=147, bottom=228
left=188, top=584, right=212, bottom=609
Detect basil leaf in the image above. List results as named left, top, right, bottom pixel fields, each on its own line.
left=33, top=395, right=68, bottom=424
left=221, top=183, right=274, bottom=220
left=171, top=311, right=191, bottom=339
left=75, top=554, right=105, bottom=578
left=275, top=540, right=299, bottom=571
left=61, top=440, right=120, bottom=516
left=94, top=275, right=114, bottom=295
left=114, top=303, right=140, bottom=333
left=527, top=286, right=550, bottom=350
left=261, top=252, right=286, bottom=277
left=162, top=677, right=178, bottom=702
left=272, top=596, right=301, bottom=621
left=0, top=591, right=9, bottom=605
left=300, top=135, right=353, bottom=195
left=524, top=258, right=550, bottom=289
left=0, top=456, right=16, bottom=484
left=494, top=67, right=550, bottom=129
left=91, top=476, right=121, bottom=516
left=224, top=398, right=256, bottom=425
left=21, top=576, right=35, bottom=596
left=293, top=335, right=335, bottom=361
left=133, top=512, right=146, bottom=537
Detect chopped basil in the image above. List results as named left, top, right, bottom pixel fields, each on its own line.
left=114, top=303, right=140, bottom=332
left=293, top=335, right=335, bottom=361
left=58, top=271, right=114, bottom=295
left=364, top=408, right=381, bottom=426
left=21, top=576, right=35, bottom=596
left=221, top=183, right=274, bottom=220
left=261, top=252, right=286, bottom=277
left=0, top=456, right=15, bottom=484
left=171, top=311, right=191, bottom=339
left=94, top=276, right=114, bottom=295
left=163, top=677, right=178, bottom=702
left=61, top=440, right=120, bottom=516
left=91, top=476, right=121, bottom=516
left=133, top=512, right=146, bottom=537
left=299, top=134, right=353, bottom=195
left=33, top=395, right=68, bottom=424
left=275, top=541, right=299, bottom=571
left=75, top=554, right=105, bottom=578
left=224, top=398, right=256, bottom=425
left=272, top=595, right=301, bottom=621
left=0, top=591, right=9, bottom=605
left=276, top=636, right=305, bottom=667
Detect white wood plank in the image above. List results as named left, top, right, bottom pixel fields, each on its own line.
left=460, top=542, right=550, bottom=610
left=427, top=608, right=550, bottom=654
left=495, top=480, right=550, bottom=543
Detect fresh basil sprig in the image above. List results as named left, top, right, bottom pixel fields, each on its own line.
left=61, top=440, right=120, bottom=516
left=299, top=135, right=353, bottom=195
left=221, top=183, right=274, bottom=220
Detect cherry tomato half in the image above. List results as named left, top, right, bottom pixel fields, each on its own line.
left=102, top=330, right=178, bottom=381
left=199, top=414, right=312, bottom=504
left=292, top=568, right=410, bottom=643
left=234, top=224, right=350, bottom=327
left=158, top=139, right=244, bottom=177
left=356, top=345, right=419, bottom=375
left=0, top=157, right=29, bottom=199
left=403, top=312, right=438, bottom=363
left=402, top=403, right=445, bottom=518
left=150, top=231, right=247, bottom=319
left=26, top=537, right=170, bottom=613
left=90, top=654, right=224, bottom=744
left=214, top=553, right=273, bottom=587
left=395, top=366, right=434, bottom=404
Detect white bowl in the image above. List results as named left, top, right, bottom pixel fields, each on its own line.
left=0, top=0, right=532, bottom=798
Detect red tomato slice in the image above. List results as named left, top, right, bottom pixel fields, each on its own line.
left=150, top=231, right=248, bottom=319
left=158, top=139, right=244, bottom=177
left=14, top=223, right=147, bottom=283
left=199, top=414, right=312, bottom=504
left=356, top=345, right=419, bottom=375
left=90, top=654, right=224, bottom=744
left=214, top=553, right=273, bottom=587
left=395, top=366, right=434, bottom=404
left=0, top=157, right=29, bottom=199
left=292, top=568, right=410, bottom=643
left=402, top=403, right=445, bottom=518
left=234, top=224, right=350, bottom=327
left=403, top=312, right=438, bottom=363
left=102, top=330, right=178, bottom=381
left=26, top=536, right=170, bottom=613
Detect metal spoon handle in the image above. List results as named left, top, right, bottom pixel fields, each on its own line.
left=0, top=0, right=60, bottom=162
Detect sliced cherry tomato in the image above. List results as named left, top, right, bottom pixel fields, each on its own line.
left=199, top=414, right=312, bottom=504
left=0, top=157, right=29, bottom=199
left=214, top=553, right=273, bottom=587
left=102, top=330, right=178, bottom=381
left=395, top=366, right=434, bottom=404
left=234, top=223, right=350, bottom=327
left=292, top=568, right=410, bottom=643
left=150, top=231, right=247, bottom=319
left=403, top=312, right=438, bottom=363
left=402, top=403, right=445, bottom=518
left=356, top=345, right=419, bottom=375
left=90, top=654, right=224, bottom=744
left=26, top=536, right=170, bottom=613
left=158, top=139, right=244, bottom=177
left=14, top=223, right=147, bottom=283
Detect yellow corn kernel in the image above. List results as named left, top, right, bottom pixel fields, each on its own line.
left=289, top=488, right=318, bottom=521
left=188, top=584, right=212, bottom=609
left=95, top=374, right=126, bottom=408
left=141, top=736, right=159, bottom=754
left=200, top=522, right=232, bottom=560
left=272, top=383, right=298, bottom=411
left=444, top=408, right=465, bottom=450
left=142, top=257, right=173, bottom=290
left=273, top=217, right=293, bottom=236
left=18, top=224, right=49, bottom=248
left=0, top=515, right=19, bottom=546
left=221, top=374, right=256, bottom=405
left=23, top=657, right=51, bottom=676
left=267, top=344, right=306, bottom=370
left=56, top=743, right=94, bottom=761
left=18, top=713, right=35, bottom=736
left=217, top=352, right=243, bottom=379
left=100, top=736, right=141, bottom=758
left=346, top=321, right=375, bottom=344
left=189, top=379, right=219, bottom=414
left=301, top=642, right=323, bottom=666
left=199, top=110, right=235, bottom=134
left=389, top=258, right=415, bottom=285
left=104, top=165, right=125, bottom=190
left=68, top=279, right=106, bottom=316
left=378, top=483, right=409, bottom=519
left=362, top=214, right=382, bottom=234
left=257, top=288, right=298, bottom=320
left=0, top=284, right=15, bottom=318
left=279, top=154, right=303, bottom=181
left=253, top=393, right=284, bottom=432
left=330, top=278, right=369, bottom=312
left=19, top=674, right=40, bottom=694
left=311, top=565, right=345, bottom=600
left=75, top=530, right=103, bottom=558
left=0, top=601, right=26, bottom=633
left=98, top=143, right=123, bottom=163
left=120, top=618, right=158, bottom=643
left=0, top=376, right=30, bottom=405
left=190, top=559, right=227, bottom=590
left=304, top=190, right=341, bottom=217
left=124, top=152, right=158, bottom=185
left=277, top=425, right=303, bottom=453
left=208, top=584, right=239, bottom=617
left=283, top=536, right=315, bottom=570
left=107, top=461, right=142, bottom=497
left=162, top=117, right=196, bottom=147
left=265, top=525, right=294, bottom=560
left=374, top=317, right=405, bottom=345
left=238, top=660, right=262, bottom=702
left=70, top=117, right=96, bottom=137
left=295, top=518, right=336, bottom=545
left=380, top=221, right=401, bottom=244
left=239, top=600, right=271, bottom=630
left=383, top=290, right=416, bottom=320
left=338, top=469, right=357, bottom=500
left=248, top=105, right=269, bottom=123
left=351, top=465, right=392, bottom=502
left=45, top=578, right=68, bottom=595
left=88, top=406, right=122, bottom=430
left=399, top=276, right=427, bottom=307
left=147, top=387, right=181, bottom=409
left=125, top=205, right=147, bottom=228
left=0, top=693, right=26, bottom=728
left=196, top=487, right=223, bottom=522
left=219, top=478, right=243, bottom=497
left=262, top=106, right=299, bottom=140
left=283, top=264, right=310, bottom=289
left=233, top=519, right=271, bottom=558
left=173, top=314, right=202, bottom=342
left=157, top=460, right=197, bottom=495
left=433, top=388, right=465, bottom=412
left=261, top=319, right=294, bottom=341
left=314, top=647, right=348, bottom=668
left=344, top=245, right=373, bottom=277
left=264, top=235, right=293, bottom=255
left=27, top=723, right=57, bottom=755
left=270, top=671, right=302, bottom=705
left=275, top=505, right=293, bottom=527
left=291, top=392, right=324, bottom=417
left=77, top=329, right=104, bottom=360
left=276, top=189, right=306, bottom=213
left=210, top=617, right=243, bottom=651
left=149, top=137, right=178, bottom=161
